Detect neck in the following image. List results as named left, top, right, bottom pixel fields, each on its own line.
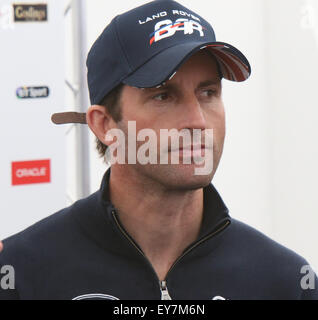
left=109, top=166, right=204, bottom=280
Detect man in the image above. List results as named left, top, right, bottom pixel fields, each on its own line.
left=0, top=0, right=317, bottom=300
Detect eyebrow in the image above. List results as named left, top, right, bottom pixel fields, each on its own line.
left=197, top=79, right=221, bottom=89
left=143, top=78, right=221, bottom=93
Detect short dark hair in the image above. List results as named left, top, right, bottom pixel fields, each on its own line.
left=96, top=83, right=124, bottom=158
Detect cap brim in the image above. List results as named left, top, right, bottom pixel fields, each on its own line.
left=123, top=41, right=251, bottom=88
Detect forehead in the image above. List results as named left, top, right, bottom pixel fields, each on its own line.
left=155, top=51, right=221, bottom=89
left=121, top=50, right=221, bottom=98
left=147, top=50, right=221, bottom=89
left=175, top=49, right=220, bottom=76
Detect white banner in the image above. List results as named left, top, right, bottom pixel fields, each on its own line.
left=0, top=0, right=66, bottom=239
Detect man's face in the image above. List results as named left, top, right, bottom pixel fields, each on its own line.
left=114, top=50, right=225, bottom=190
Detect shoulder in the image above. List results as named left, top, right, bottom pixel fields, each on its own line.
left=225, top=218, right=310, bottom=271
left=228, top=218, right=308, bottom=266
left=0, top=192, right=101, bottom=300
left=222, top=218, right=318, bottom=299
left=0, top=191, right=99, bottom=266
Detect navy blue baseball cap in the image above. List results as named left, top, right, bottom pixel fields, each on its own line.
left=52, top=0, right=251, bottom=125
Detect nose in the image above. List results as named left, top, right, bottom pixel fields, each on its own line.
left=178, top=94, right=207, bottom=131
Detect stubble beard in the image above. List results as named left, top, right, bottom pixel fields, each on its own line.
left=114, top=121, right=224, bottom=192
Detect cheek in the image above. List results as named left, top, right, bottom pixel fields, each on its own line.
left=121, top=103, right=161, bottom=132
left=206, top=106, right=225, bottom=138
left=120, top=117, right=162, bottom=146
left=135, top=122, right=160, bottom=140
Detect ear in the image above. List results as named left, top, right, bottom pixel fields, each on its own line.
left=86, top=105, right=114, bottom=146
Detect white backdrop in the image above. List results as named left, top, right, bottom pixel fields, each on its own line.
left=82, top=0, right=318, bottom=272
left=0, top=0, right=66, bottom=239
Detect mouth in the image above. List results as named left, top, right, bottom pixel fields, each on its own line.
left=179, top=144, right=206, bottom=151
left=169, top=144, right=212, bottom=159
left=170, top=144, right=211, bottom=151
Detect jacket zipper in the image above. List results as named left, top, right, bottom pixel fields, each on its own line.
left=111, top=210, right=230, bottom=300
left=160, top=280, right=172, bottom=300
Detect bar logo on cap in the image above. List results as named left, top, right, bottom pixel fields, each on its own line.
left=150, top=18, right=204, bottom=46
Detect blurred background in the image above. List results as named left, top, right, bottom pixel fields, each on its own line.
left=1, top=0, right=317, bottom=272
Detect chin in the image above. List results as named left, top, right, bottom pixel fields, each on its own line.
left=170, top=165, right=215, bottom=190
left=138, top=163, right=215, bottom=191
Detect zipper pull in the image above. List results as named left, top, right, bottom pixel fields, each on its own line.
left=160, top=280, right=172, bottom=300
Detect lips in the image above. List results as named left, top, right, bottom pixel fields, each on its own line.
left=168, top=144, right=212, bottom=161
left=169, top=144, right=211, bottom=152
left=179, top=144, right=206, bottom=151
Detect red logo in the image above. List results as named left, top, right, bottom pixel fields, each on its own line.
left=11, top=159, right=51, bottom=186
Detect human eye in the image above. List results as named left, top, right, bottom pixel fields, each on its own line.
left=152, top=92, right=170, bottom=101
left=201, top=88, right=217, bottom=98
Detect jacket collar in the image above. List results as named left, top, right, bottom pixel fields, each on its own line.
left=72, top=168, right=231, bottom=259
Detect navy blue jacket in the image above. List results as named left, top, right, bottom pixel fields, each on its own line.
left=1, top=170, right=317, bottom=300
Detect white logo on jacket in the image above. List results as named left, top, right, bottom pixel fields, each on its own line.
left=212, top=295, right=227, bottom=300
left=72, top=293, right=119, bottom=300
